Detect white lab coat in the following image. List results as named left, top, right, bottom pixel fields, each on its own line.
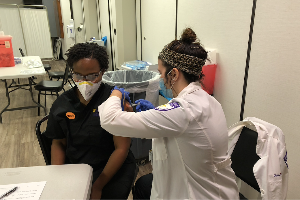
left=99, top=82, right=239, bottom=200
left=228, top=117, right=289, bottom=200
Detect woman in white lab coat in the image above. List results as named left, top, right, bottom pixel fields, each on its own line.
left=98, top=28, right=239, bottom=200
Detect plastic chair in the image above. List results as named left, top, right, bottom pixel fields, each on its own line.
left=35, top=115, right=71, bottom=165
left=34, top=64, right=70, bottom=115
left=35, top=115, right=52, bottom=165
left=230, top=127, right=260, bottom=199
left=48, top=65, right=74, bottom=86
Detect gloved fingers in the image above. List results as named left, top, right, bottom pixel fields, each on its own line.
left=124, top=91, right=132, bottom=105
left=121, top=92, right=125, bottom=111
left=111, top=86, right=125, bottom=93
left=139, top=99, right=155, bottom=109
left=136, top=104, right=141, bottom=112
left=133, top=99, right=154, bottom=111
left=111, top=86, right=119, bottom=93
left=135, top=99, right=142, bottom=104
left=111, top=86, right=129, bottom=110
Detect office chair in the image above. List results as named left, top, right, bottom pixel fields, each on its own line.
left=230, top=127, right=260, bottom=199
left=34, top=64, right=70, bottom=115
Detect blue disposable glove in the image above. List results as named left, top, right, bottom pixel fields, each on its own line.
left=135, top=99, right=155, bottom=112
left=111, top=86, right=131, bottom=110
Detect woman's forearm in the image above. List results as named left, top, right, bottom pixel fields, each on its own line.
left=92, top=148, right=129, bottom=189
left=51, top=139, right=66, bottom=165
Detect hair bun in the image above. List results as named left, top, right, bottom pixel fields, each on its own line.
left=181, top=28, right=197, bottom=44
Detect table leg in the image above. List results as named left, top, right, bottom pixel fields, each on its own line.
left=0, top=80, right=11, bottom=123
left=0, top=78, right=47, bottom=123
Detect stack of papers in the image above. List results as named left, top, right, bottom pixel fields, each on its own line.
left=0, top=181, right=46, bottom=200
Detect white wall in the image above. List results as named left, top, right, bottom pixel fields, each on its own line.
left=20, top=8, right=53, bottom=58
left=0, top=6, right=26, bottom=57
left=139, top=0, right=176, bottom=65
left=109, top=0, right=119, bottom=70
left=177, top=0, right=253, bottom=127
left=244, top=1, right=300, bottom=198
left=97, top=0, right=136, bottom=71
left=140, top=0, right=299, bottom=198
left=72, top=0, right=85, bottom=43
left=112, top=0, right=136, bottom=69
left=118, top=0, right=136, bottom=67
left=0, top=0, right=23, bottom=4
left=83, top=0, right=98, bottom=41
left=98, top=0, right=113, bottom=71
left=60, top=0, right=73, bottom=60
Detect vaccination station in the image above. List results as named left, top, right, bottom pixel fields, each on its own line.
left=0, top=0, right=298, bottom=199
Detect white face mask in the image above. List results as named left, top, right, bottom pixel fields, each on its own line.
left=75, top=81, right=102, bottom=101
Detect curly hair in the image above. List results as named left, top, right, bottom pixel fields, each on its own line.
left=158, top=28, right=207, bottom=85
left=65, top=42, right=109, bottom=71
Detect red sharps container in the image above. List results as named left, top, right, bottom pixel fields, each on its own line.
left=0, top=31, right=15, bottom=67
left=202, top=64, right=217, bottom=95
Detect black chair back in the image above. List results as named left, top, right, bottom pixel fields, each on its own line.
left=231, top=127, right=260, bottom=192
left=35, top=115, right=52, bottom=165
left=19, top=48, right=25, bottom=57
left=36, top=115, right=71, bottom=165
left=58, top=64, right=70, bottom=91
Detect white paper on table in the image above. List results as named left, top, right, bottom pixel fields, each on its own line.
left=0, top=181, right=46, bottom=200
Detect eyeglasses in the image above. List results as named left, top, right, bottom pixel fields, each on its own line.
left=72, top=71, right=102, bottom=82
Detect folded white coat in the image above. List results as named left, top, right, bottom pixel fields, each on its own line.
left=228, top=117, right=289, bottom=200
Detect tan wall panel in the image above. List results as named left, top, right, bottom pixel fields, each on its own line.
left=177, top=0, right=253, bottom=126
left=244, top=1, right=300, bottom=198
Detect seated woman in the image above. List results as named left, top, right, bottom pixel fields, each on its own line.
left=44, top=43, right=136, bottom=200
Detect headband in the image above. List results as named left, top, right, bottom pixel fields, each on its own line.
left=159, top=45, right=206, bottom=76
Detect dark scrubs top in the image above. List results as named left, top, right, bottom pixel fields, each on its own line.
left=44, top=83, right=132, bottom=171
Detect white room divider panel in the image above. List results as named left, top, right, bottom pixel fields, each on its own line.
left=19, top=7, right=53, bottom=58
left=177, top=0, right=253, bottom=127
left=72, top=0, right=86, bottom=44
left=244, top=1, right=300, bottom=198
left=97, top=0, right=136, bottom=71
left=97, top=0, right=113, bottom=71
left=140, top=0, right=176, bottom=65
left=0, top=6, right=26, bottom=57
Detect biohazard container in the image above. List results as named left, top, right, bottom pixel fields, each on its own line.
left=0, top=31, right=15, bottom=67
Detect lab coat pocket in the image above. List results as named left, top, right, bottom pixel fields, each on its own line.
left=269, top=180, right=283, bottom=200
left=153, top=138, right=168, bottom=160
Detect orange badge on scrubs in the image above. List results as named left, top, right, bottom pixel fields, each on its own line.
left=66, top=112, right=75, bottom=119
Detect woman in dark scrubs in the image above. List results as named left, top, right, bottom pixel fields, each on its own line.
left=44, top=43, right=136, bottom=200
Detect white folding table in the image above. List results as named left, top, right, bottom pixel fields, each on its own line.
left=0, top=56, right=46, bottom=123
left=0, top=164, right=93, bottom=200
